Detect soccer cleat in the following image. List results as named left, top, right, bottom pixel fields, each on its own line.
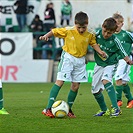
left=110, top=108, right=122, bottom=117
left=67, top=109, right=76, bottom=118
left=126, top=100, right=133, bottom=108
left=0, top=108, right=9, bottom=115
left=117, top=100, right=123, bottom=107
left=111, top=100, right=123, bottom=108
left=94, top=109, right=110, bottom=116
left=42, top=108, right=55, bottom=118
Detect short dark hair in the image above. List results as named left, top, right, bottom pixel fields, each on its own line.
left=75, top=11, right=88, bottom=26
left=102, top=17, right=117, bottom=32
left=35, top=14, right=40, bottom=19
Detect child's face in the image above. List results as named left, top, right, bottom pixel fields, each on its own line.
left=75, top=24, right=88, bottom=34
left=115, top=19, right=123, bottom=32
left=102, top=27, right=115, bottom=39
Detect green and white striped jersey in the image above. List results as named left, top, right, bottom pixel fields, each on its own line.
left=94, top=29, right=128, bottom=67
left=115, top=30, right=133, bottom=59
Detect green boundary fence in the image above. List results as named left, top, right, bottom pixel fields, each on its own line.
left=86, top=62, right=133, bottom=83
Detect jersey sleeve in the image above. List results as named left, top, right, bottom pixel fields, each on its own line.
left=115, top=37, right=128, bottom=58
left=52, top=27, right=67, bottom=38
left=126, top=31, right=133, bottom=42
left=89, top=33, right=97, bottom=46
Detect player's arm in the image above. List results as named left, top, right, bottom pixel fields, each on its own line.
left=92, top=44, right=107, bottom=58
left=115, top=37, right=133, bottom=65
left=126, top=31, right=133, bottom=42
left=89, top=30, right=107, bottom=58
left=124, top=56, right=133, bottom=65
left=39, top=31, right=53, bottom=41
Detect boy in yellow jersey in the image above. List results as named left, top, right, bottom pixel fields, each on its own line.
left=39, top=11, right=106, bottom=118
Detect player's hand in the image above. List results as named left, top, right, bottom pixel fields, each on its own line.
left=39, top=35, right=49, bottom=41
left=99, top=51, right=108, bottom=58
left=124, top=56, right=133, bottom=65
left=126, top=60, right=133, bottom=65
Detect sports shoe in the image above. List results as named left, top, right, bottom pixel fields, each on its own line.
left=0, top=108, right=9, bottom=115
left=67, top=109, right=76, bottom=118
left=94, top=109, right=110, bottom=116
left=110, top=108, right=122, bottom=117
left=42, top=108, right=55, bottom=118
left=126, top=100, right=133, bottom=108
left=111, top=100, right=123, bottom=108
left=117, top=100, right=123, bottom=107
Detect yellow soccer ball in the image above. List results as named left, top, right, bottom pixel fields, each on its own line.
left=51, top=100, right=69, bottom=118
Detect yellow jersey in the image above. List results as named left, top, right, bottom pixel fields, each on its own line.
left=52, top=26, right=96, bottom=58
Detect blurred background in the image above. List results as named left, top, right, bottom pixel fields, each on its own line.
left=0, top=0, right=133, bottom=83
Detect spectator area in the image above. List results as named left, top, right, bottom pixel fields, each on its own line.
left=33, top=32, right=62, bottom=61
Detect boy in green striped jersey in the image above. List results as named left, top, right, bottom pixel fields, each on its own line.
left=113, top=13, right=133, bottom=108
left=92, top=17, right=133, bottom=117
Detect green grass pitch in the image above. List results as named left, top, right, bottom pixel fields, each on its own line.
left=1, top=83, right=133, bottom=133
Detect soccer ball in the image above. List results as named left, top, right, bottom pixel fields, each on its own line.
left=51, top=100, right=69, bottom=118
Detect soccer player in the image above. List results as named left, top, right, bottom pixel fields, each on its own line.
left=113, top=13, right=133, bottom=108
left=92, top=17, right=133, bottom=117
left=0, top=79, right=9, bottom=114
left=39, top=11, right=106, bottom=118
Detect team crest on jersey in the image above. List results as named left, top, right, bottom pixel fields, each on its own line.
left=86, top=38, right=88, bottom=42
left=71, top=37, right=75, bottom=40
left=122, top=33, right=126, bottom=37
left=109, top=40, right=113, bottom=44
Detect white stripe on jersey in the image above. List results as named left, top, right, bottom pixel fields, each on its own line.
left=115, top=37, right=128, bottom=57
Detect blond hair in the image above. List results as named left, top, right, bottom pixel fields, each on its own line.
left=112, top=13, right=124, bottom=22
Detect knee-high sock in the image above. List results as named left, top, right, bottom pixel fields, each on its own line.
left=67, top=90, right=78, bottom=109
left=0, top=88, right=3, bottom=109
left=104, top=82, right=119, bottom=109
left=93, top=92, right=107, bottom=111
left=123, top=84, right=133, bottom=102
left=46, top=84, right=61, bottom=109
left=115, top=85, right=123, bottom=101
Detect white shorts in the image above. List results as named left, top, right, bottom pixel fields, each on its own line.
left=114, top=58, right=131, bottom=83
left=57, top=51, right=88, bottom=82
left=92, top=64, right=117, bottom=94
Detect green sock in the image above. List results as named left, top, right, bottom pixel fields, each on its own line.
left=46, top=84, right=61, bottom=109
left=93, top=92, right=107, bottom=111
left=115, top=85, right=123, bottom=101
left=0, top=88, right=3, bottom=109
left=123, top=84, right=133, bottom=101
left=67, top=90, right=78, bottom=109
left=104, top=82, right=119, bottom=109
